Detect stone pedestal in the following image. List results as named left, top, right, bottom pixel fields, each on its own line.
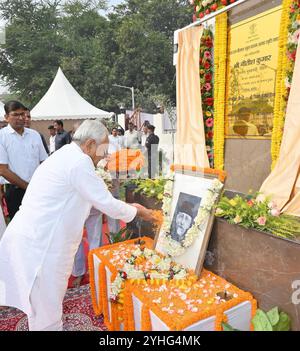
left=205, top=219, right=300, bottom=330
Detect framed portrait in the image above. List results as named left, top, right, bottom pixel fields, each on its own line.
left=154, top=166, right=225, bottom=277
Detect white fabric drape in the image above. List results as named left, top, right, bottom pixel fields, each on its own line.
left=260, top=36, right=300, bottom=216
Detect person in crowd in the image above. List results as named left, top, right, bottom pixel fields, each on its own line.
left=0, top=101, right=48, bottom=219
left=53, top=119, right=72, bottom=151
left=117, top=127, right=125, bottom=148
left=48, top=125, right=56, bottom=155
left=145, top=125, right=160, bottom=178
left=124, top=122, right=140, bottom=149
left=24, top=108, right=49, bottom=154
left=108, top=127, right=122, bottom=155
left=0, top=120, right=154, bottom=331
left=140, top=121, right=150, bottom=151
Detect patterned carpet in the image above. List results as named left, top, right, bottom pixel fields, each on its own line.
left=0, top=285, right=107, bottom=331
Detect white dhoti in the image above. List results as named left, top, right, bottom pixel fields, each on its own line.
left=72, top=207, right=103, bottom=277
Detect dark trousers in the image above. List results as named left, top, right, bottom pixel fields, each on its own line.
left=148, top=153, right=158, bottom=179
left=5, top=185, right=26, bottom=220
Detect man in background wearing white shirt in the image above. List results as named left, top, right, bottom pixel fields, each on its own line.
left=48, top=125, right=56, bottom=154
left=0, top=101, right=48, bottom=219
left=140, top=121, right=150, bottom=150
left=0, top=120, right=153, bottom=331
left=124, top=122, right=140, bottom=149
left=108, top=127, right=122, bottom=155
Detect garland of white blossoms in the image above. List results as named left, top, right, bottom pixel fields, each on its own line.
left=160, top=175, right=223, bottom=257
left=110, top=245, right=188, bottom=302
left=95, top=163, right=112, bottom=189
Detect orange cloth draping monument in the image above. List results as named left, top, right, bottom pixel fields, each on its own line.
left=260, top=37, right=300, bottom=216
left=175, top=26, right=209, bottom=169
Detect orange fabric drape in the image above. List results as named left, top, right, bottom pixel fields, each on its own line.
left=260, top=37, right=300, bottom=216
left=175, top=26, right=209, bottom=169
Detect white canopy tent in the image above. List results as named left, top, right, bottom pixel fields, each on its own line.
left=31, top=68, right=113, bottom=120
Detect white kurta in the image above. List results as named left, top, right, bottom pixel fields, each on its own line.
left=0, top=208, right=5, bottom=240
left=0, top=142, right=137, bottom=329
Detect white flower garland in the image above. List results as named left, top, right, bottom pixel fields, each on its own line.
left=110, top=245, right=188, bottom=302
left=160, top=176, right=223, bottom=257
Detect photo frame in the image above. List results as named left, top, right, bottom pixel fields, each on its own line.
left=154, top=166, right=225, bottom=277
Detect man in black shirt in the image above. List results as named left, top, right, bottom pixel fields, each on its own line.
left=53, top=120, right=72, bottom=151
left=145, top=125, right=159, bottom=179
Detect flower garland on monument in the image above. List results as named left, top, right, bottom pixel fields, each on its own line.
left=159, top=175, right=223, bottom=257
left=213, top=13, right=227, bottom=170
left=271, top=0, right=294, bottom=168
left=191, top=0, right=238, bottom=21
left=271, top=0, right=300, bottom=167
left=200, top=28, right=215, bottom=167
left=110, top=245, right=192, bottom=302
left=286, top=0, right=300, bottom=87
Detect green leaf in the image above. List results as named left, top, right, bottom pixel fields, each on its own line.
left=221, top=322, right=240, bottom=331
left=252, top=309, right=273, bottom=331
left=266, top=307, right=280, bottom=326
left=273, top=312, right=291, bottom=331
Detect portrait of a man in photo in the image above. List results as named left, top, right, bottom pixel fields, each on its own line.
left=170, top=192, right=201, bottom=243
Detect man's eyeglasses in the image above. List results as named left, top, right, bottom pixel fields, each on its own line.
left=9, top=112, right=26, bottom=118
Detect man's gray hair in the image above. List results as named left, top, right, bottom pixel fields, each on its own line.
left=72, top=119, right=108, bottom=145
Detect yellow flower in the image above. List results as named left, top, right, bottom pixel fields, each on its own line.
left=229, top=199, right=237, bottom=207
left=206, top=111, right=212, bottom=117
left=154, top=257, right=161, bottom=264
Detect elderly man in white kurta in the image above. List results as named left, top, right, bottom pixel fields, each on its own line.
left=0, top=120, right=153, bottom=331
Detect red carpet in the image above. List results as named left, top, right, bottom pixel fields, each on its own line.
left=1, top=216, right=124, bottom=330
left=0, top=285, right=107, bottom=331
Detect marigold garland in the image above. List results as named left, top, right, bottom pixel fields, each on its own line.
left=89, top=237, right=154, bottom=330
left=126, top=268, right=256, bottom=331
left=89, top=239, right=256, bottom=332
left=271, top=0, right=294, bottom=169
left=141, top=304, right=152, bottom=331
left=192, top=1, right=238, bottom=22
left=170, top=164, right=226, bottom=182
left=213, top=13, right=228, bottom=170
left=99, top=263, right=114, bottom=330
left=123, top=284, right=135, bottom=331
left=88, top=249, right=102, bottom=315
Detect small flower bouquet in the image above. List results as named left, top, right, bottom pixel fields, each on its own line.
left=95, top=163, right=113, bottom=189
left=130, top=178, right=167, bottom=202
left=215, top=193, right=300, bottom=239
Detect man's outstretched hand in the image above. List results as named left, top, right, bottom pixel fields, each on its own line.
left=131, top=203, right=156, bottom=222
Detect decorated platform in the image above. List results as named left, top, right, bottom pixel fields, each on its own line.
left=88, top=238, right=256, bottom=331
